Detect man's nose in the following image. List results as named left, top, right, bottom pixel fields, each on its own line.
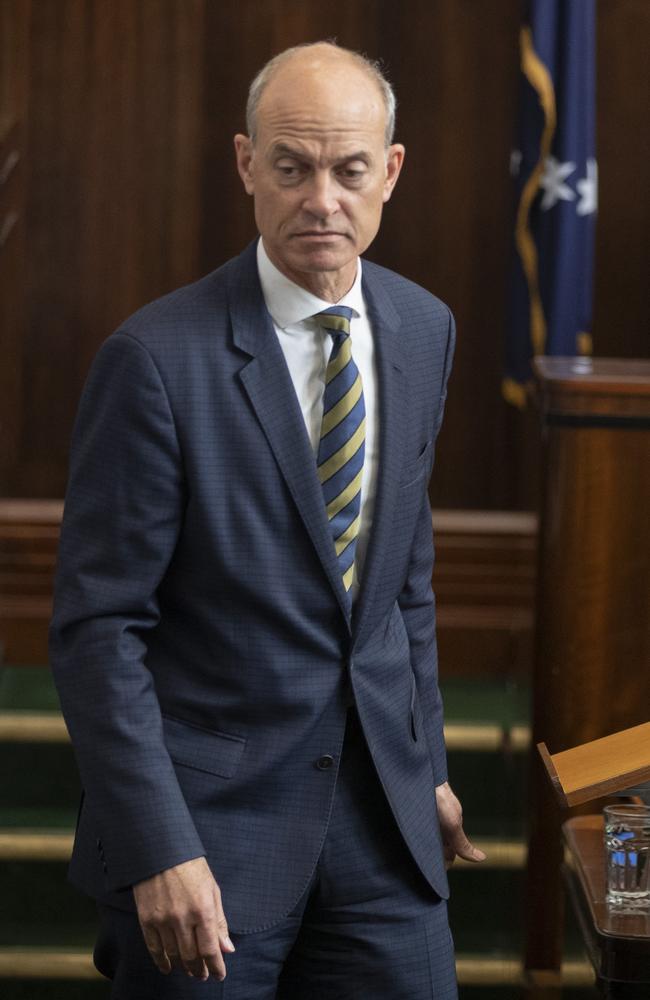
left=302, top=172, right=340, bottom=219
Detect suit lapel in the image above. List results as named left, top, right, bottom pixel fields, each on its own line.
left=352, top=269, right=408, bottom=647
left=228, top=245, right=352, bottom=628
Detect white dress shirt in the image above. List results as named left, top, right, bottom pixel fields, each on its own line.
left=256, top=238, right=379, bottom=603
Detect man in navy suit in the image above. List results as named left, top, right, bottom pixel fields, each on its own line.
left=50, top=41, right=484, bottom=998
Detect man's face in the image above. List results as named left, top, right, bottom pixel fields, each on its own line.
left=234, top=50, right=405, bottom=297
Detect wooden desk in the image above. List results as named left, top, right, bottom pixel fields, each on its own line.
left=563, top=816, right=650, bottom=998
left=526, top=358, right=650, bottom=981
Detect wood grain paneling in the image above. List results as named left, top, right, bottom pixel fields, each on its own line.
left=0, top=1, right=30, bottom=490
left=433, top=509, right=536, bottom=679
left=0, top=500, right=61, bottom=664
left=526, top=358, right=650, bottom=975
left=0, top=501, right=537, bottom=672
left=593, top=0, right=650, bottom=359
left=3, top=0, right=649, bottom=506
left=12, top=0, right=205, bottom=496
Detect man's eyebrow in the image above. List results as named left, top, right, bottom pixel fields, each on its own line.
left=270, top=143, right=373, bottom=166
left=336, top=152, right=372, bottom=166
left=271, top=143, right=308, bottom=160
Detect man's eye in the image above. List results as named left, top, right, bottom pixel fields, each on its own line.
left=340, top=167, right=366, bottom=182
left=276, top=163, right=303, bottom=179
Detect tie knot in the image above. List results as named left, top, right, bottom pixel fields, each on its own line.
left=314, top=306, right=353, bottom=338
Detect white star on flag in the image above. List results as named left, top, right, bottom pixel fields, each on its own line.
left=576, top=158, right=598, bottom=216
left=539, top=156, right=576, bottom=210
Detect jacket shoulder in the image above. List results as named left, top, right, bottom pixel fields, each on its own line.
left=361, top=259, right=452, bottom=322
left=114, top=258, right=238, bottom=350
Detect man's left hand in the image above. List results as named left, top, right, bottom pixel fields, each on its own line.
left=435, top=781, right=487, bottom=868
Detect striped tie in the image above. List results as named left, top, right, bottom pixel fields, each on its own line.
left=314, top=307, right=366, bottom=600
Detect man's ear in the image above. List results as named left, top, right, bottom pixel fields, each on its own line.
left=234, top=134, right=255, bottom=195
left=382, top=144, right=406, bottom=203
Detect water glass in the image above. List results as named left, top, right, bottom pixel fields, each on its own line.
left=604, top=803, right=650, bottom=907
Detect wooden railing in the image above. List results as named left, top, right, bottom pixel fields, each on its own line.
left=0, top=501, right=538, bottom=673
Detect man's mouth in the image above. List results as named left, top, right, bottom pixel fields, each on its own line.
left=293, top=231, right=345, bottom=238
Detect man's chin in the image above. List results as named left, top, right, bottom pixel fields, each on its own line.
left=287, top=246, right=355, bottom=274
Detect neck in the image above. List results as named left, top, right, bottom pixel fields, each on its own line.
left=295, top=270, right=356, bottom=303
left=264, top=244, right=357, bottom=303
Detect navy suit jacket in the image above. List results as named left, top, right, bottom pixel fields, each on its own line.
left=49, top=240, right=455, bottom=934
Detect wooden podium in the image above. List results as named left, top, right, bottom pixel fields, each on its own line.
left=538, top=724, right=650, bottom=995
left=525, top=358, right=650, bottom=993
left=539, top=723, right=650, bottom=808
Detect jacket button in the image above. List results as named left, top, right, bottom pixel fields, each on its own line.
left=315, top=755, right=334, bottom=770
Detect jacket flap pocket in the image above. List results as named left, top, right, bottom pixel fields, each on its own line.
left=400, top=440, right=433, bottom=488
left=162, top=715, right=246, bottom=779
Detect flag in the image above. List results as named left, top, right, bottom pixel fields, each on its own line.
left=503, top=0, right=597, bottom=408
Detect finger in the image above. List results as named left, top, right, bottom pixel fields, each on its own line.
left=159, top=926, right=186, bottom=973
left=174, top=922, right=212, bottom=980
left=449, top=829, right=487, bottom=863
left=204, top=883, right=234, bottom=977
left=195, top=923, right=227, bottom=980
left=140, top=923, right=171, bottom=975
left=193, top=898, right=228, bottom=980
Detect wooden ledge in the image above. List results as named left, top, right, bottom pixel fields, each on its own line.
left=539, top=722, right=650, bottom=807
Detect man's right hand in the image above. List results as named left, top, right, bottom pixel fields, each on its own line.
left=133, top=856, right=235, bottom=981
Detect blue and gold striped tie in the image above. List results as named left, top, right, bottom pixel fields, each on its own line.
left=314, top=307, right=366, bottom=600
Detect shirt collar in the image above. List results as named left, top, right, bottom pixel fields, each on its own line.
left=256, top=238, right=364, bottom=330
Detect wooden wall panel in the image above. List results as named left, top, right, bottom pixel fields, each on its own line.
left=525, top=359, right=650, bottom=975
left=11, top=0, right=205, bottom=496
left=593, top=0, right=650, bottom=358
left=0, top=0, right=30, bottom=491
left=0, top=502, right=536, bottom=671
left=3, top=0, right=649, bottom=507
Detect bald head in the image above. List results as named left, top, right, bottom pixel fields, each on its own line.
left=234, top=40, right=405, bottom=301
left=246, top=42, right=396, bottom=148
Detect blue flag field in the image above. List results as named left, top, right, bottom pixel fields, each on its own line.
left=504, top=0, right=597, bottom=408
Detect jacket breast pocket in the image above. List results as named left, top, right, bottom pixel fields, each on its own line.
left=399, top=440, right=433, bottom=489
left=162, top=715, right=246, bottom=779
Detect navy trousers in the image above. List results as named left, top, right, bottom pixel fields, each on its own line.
left=94, top=706, right=457, bottom=999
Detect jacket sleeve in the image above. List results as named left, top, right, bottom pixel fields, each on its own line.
left=49, top=332, right=205, bottom=891
left=397, top=308, right=455, bottom=785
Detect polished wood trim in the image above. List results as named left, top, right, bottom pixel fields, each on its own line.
left=511, top=725, right=532, bottom=751
left=534, top=358, right=650, bottom=394
left=455, top=955, right=593, bottom=987
left=0, top=710, right=531, bottom=753
left=0, top=829, right=527, bottom=868
left=0, top=948, right=594, bottom=985
left=444, top=723, right=503, bottom=751
left=1, top=502, right=538, bottom=673
left=526, top=359, right=650, bottom=975
left=0, top=713, right=69, bottom=741
left=0, top=500, right=63, bottom=522
left=541, top=725, right=650, bottom=808
left=455, top=838, right=526, bottom=869
left=534, top=358, right=650, bottom=419
left=538, top=741, right=566, bottom=807
left=0, top=829, right=73, bottom=860
left=0, top=949, right=100, bottom=978
left=446, top=722, right=531, bottom=752
left=432, top=510, right=538, bottom=535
